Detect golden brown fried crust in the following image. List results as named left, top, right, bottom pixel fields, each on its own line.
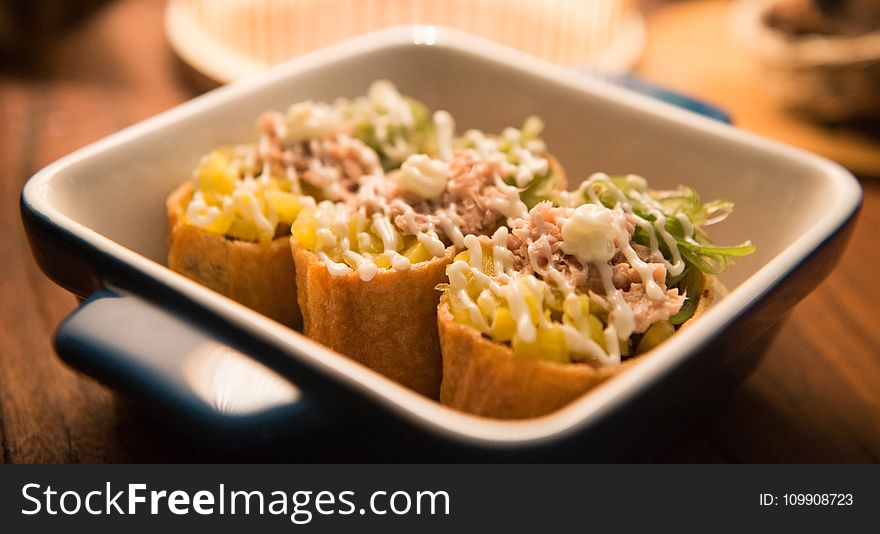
left=293, top=244, right=455, bottom=399
left=438, top=299, right=624, bottom=419
left=166, top=182, right=302, bottom=328
left=437, top=275, right=717, bottom=420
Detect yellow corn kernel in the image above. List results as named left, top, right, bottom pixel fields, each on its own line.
left=291, top=210, right=317, bottom=250
left=187, top=208, right=233, bottom=235
left=373, top=254, right=392, bottom=269
left=341, top=255, right=358, bottom=271
left=619, top=338, right=631, bottom=358
left=587, top=313, right=606, bottom=350
left=205, top=212, right=233, bottom=235
left=349, top=216, right=372, bottom=249
left=199, top=190, right=225, bottom=208
left=636, top=320, right=675, bottom=355
left=512, top=324, right=568, bottom=363
left=541, top=325, right=570, bottom=364
left=576, top=294, right=591, bottom=315
left=563, top=294, right=590, bottom=324
left=523, top=291, right=542, bottom=323
left=453, top=244, right=495, bottom=274
left=589, top=296, right=607, bottom=318
left=446, top=294, right=472, bottom=327
left=477, top=291, right=496, bottom=319
left=399, top=234, right=416, bottom=250
left=491, top=307, right=516, bottom=342
left=266, top=191, right=303, bottom=224
left=347, top=223, right=359, bottom=249
left=266, top=177, right=289, bottom=192
left=359, top=233, right=384, bottom=255
left=481, top=244, right=495, bottom=276
left=225, top=217, right=262, bottom=243
left=196, top=150, right=236, bottom=195
left=466, top=277, right=482, bottom=301
left=404, top=242, right=432, bottom=264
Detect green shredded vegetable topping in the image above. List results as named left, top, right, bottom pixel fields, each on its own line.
left=345, top=97, right=436, bottom=170
left=587, top=175, right=755, bottom=277
left=581, top=175, right=755, bottom=326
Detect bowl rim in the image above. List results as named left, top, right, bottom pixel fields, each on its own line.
left=21, top=25, right=862, bottom=447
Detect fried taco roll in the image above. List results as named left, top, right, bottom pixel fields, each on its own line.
left=295, top=237, right=455, bottom=397
left=167, top=81, right=434, bottom=327
left=292, top=117, right=567, bottom=398
left=438, top=174, right=753, bottom=418
left=168, top=181, right=302, bottom=326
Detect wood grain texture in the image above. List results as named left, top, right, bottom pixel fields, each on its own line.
left=1, top=0, right=198, bottom=463
left=0, top=0, right=877, bottom=462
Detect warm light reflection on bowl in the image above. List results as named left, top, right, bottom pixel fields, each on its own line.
left=411, top=25, right=438, bottom=46
left=183, top=341, right=300, bottom=415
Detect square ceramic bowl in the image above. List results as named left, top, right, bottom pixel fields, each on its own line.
left=21, top=27, right=861, bottom=459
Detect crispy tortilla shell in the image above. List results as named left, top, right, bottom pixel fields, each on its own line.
left=438, top=275, right=717, bottom=419
left=167, top=181, right=301, bottom=328
left=293, top=244, right=455, bottom=399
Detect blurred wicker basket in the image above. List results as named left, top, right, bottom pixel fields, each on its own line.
left=165, top=0, right=644, bottom=84
left=732, top=0, right=880, bottom=122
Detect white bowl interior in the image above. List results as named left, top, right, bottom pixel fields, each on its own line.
left=27, top=27, right=859, bottom=445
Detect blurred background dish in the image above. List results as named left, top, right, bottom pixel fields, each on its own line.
left=733, top=0, right=880, bottom=122
left=164, top=0, right=645, bottom=83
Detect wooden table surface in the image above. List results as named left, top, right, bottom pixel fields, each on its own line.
left=1, top=0, right=878, bottom=463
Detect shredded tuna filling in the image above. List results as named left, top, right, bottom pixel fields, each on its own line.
left=385, top=150, right=524, bottom=243
left=506, top=201, right=684, bottom=334
left=257, top=111, right=381, bottom=203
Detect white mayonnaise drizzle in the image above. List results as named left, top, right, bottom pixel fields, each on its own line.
left=303, top=200, right=444, bottom=281
left=344, top=247, right=379, bottom=282
left=284, top=101, right=340, bottom=143
left=445, top=173, right=699, bottom=365
left=388, top=251, right=411, bottom=271
left=487, top=172, right=529, bottom=221
left=676, top=213, right=695, bottom=239
left=462, top=119, right=551, bottom=193
left=371, top=213, right=400, bottom=252
left=577, top=173, right=689, bottom=289
left=463, top=234, right=483, bottom=270
left=232, top=189, right=274, bottom=238
left=560, top=203, right=617, bottom=264
left=503, top=273, right=538, bottom=344
left=447, top=261, right=490, bottom=331
left=491, top=227, right=515, bottom=274
left=306, top=114, right=552, bottom=279
left=434, top=110, right=455, bottom=161
left=318, top=252, right=353, bottom=277
left=438, top=212, right=466, bottom=249
left=513, top=147, right=549, bottom=188
left=364, top=80, right=417, bottom=163
left=396, top=154, right=449, bottom=199
left=186, top=191, right=226, bottom=228
left=419, top=231, right=447, bottom=257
